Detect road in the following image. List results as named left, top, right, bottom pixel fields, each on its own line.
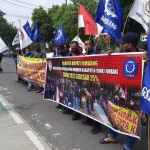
left=0, top=57, right=147, bottom=150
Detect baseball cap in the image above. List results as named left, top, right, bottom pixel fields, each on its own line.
left=137, top=41, right=147, bottom=50
left=117, top=32, right=138, bottom=48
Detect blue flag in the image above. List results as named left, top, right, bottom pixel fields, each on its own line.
left=54, top=25, right=68, bottom=45
left=23, top=21, right=33, bottom=40
left=141, top=33, right=150, bottom=115
left=95, top=0, right=123, bottom=42
left=31, top=23, right=41, bottom=42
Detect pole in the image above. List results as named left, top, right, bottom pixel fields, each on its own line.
left=148, top=116, right=150, bottom=150
left=122, top=0, right=135, bottom=35
left=66, top=0, right=67, bottom=5
left=77, top=0, right=80, bottom=42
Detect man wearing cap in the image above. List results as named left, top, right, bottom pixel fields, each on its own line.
left=138, top=41, right=147, bottom=52
left=99, top=32, right=139, bottom=150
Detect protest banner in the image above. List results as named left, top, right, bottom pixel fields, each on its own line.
left=17, top=56, right=46, bottom=86
left=44, top=53, right=143, bottom=139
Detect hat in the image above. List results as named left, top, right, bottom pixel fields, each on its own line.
left=137, top=41, right=147, bottom=50
left=117, top=32, right=138, bottom=48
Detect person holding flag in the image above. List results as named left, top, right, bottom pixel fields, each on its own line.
left=0, top=37, right=9, bottom=73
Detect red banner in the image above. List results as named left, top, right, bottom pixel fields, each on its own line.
left=44, top=53, right=143, bottom=139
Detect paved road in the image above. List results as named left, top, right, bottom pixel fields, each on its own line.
left=0, top=57, right=147, bottom=150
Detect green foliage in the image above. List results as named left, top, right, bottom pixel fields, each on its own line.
left=31, top=0, right=145, bottom=50
left=0, top=9, right=17, bottom=50
left=32, top=7, right=54, bottom=42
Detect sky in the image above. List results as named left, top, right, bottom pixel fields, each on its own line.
left=0, top=0, right=71, bottom=27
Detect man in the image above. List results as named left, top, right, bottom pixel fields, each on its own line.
left=53, top=46, right=60, bottom=57
left=70, top=41, right=82, bottom=56
left=84, top=39, right=96, bottom=55
left=34, top=48, right=46, bottom=94
left=0, top=53, right=3, bottom=73
left=68, top=41, right=83, bottom=120
left=84, top=39, right=102, bottom=134
left=137, top=41, right=147, bottom=52
left=55, top=44, right=72, bottom=111
left=99, top=32, right=139, bottom=150
left=24, top=48, right=33, bottom=92
left=138, top=40, right=148, bottom=135
left=64, top=43, right=72, bottom=56
left=12, top=49, right=23, bottom=83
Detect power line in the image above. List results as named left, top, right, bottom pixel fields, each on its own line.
left=1, top=0, right=35, bottom=10
left=5, top=13, right=31, bottom=18
left=42, top=0, right=51, bottom=7
left=11, top=0, right=39, bottom=7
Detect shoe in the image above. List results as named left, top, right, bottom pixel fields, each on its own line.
left=35, top=90, right=42, bottom=93
left=27, top=89, right=31, bottom=92
left=82, top=120, right=92, bottom=125
left=0, top=69, right=3, bottom=73
left=122, top=147, right=127, bottom=150
left=55, top=105, right=62, bottom=109
left=99, top=137, right=117, bottom=144
left=15, top=80, right=20, bottom=82
left=62, top=110, right=70, bottom=114
left=72, top=116, right=81, bottom=121
left=91, top=128, right=101, bottom=134
left=40, top=92, right=43, bottom=95
left=80, top=106, right=84, bottom=108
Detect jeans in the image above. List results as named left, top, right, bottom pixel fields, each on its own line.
left=74, top=97, right=79, bottom=110
left=108, top=129, right=136, bottom=150
left=28, top=82, right=32, bottom=90
left=63, top=99, right=68, bottom=106
left=87, top=101, right=92, bottom=114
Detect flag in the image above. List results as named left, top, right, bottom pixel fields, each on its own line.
left=129, top=0, right=150, bottom=32
left=72, top=35, right=85, bottom=54
left=95, top=0, right=123, bottom=42
left=78, top=4, right=103, bottom=35
left=19, top=21, right=33, bottom=50
left=0, top=37, right=8, bottom=53
left=31, top=23, right=41, bottom=42
left=54, top=25, right=68, bottom=45
left=141, top=33, right=150, bottom=115
left=12, top=31, right=20, bottom=46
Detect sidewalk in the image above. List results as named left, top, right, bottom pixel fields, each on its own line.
left=0, top=94, right=52, bottom=150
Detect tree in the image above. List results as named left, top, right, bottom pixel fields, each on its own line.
left=48, top=0, right=98, bottom=42
left=32, top=7, right=54, bottom=42
left=0, top=9, right=17, bottom=49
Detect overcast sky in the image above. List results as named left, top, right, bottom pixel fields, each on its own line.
left=0, top=0, right=71, bottom=27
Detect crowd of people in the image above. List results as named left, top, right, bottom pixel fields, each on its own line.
left=47, top=32, right=148, bottom=150
left=0, top=32, right=148, bottom=150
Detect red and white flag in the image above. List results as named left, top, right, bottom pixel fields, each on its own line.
left=78, top=4, right=103, bottom=35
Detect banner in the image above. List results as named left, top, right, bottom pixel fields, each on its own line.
left=17, top=56, right=46, bottom=86
left=44, top=53, right=143, bottom=139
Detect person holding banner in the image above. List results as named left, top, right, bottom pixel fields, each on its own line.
left=99, top=32, right=139, bottom=150
left=24, top=48, right=34, bottom=92
left=84, top=39, right=102, bottom=134
left=137, top=41, right=148, bottom=137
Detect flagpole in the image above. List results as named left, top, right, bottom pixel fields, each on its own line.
left=18, top=19, right=22, bottom=50
left=77, top=0, right=80, bottom=38
left=122, top=0, right=136, bottom=34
